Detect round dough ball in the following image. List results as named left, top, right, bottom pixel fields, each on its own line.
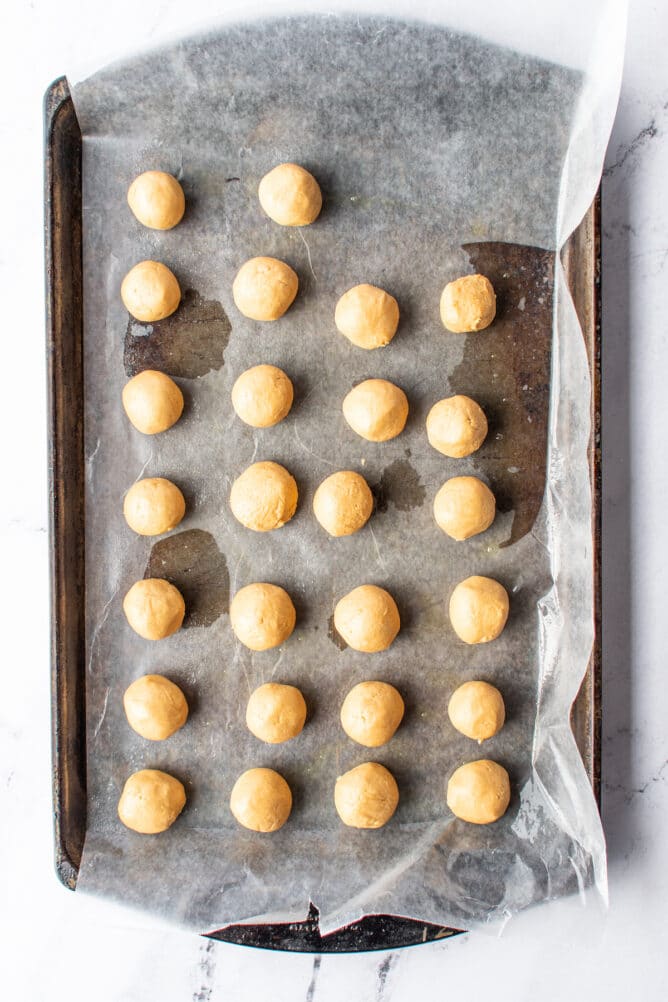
left=342, top=379, right=409, bottom=442
left=127, top=170, right=185, bottom=230
left=335, top=284, right=400, bottom=349
left=313, top=471, right=373, bottom=537
left=123, top=578, right=185, bottom=640
left=121, top=260, right=181, bottom=322
left=123, top=674, right=189, bottom=740
left=426, top=395, right=488, bottom=458
left=230, top=767, right=292, bottom=832
left=230, top=583, right=296, bottom=651
left=433, top=476, right=496, bottom=541
left=118, top=769, right=186, bottom=834
left=334, top=762, right=399, bottom=829
left=446, top=759, right=510, bottom=824
left=258, top=162, right=322, bottom=227
left=448, top=681, right=505, bottom=743
left=122, top=369, right=184, bottom=435
left=246, top=683, right=307, bottom=743
left=449, top=575, right=509, bottom=645
left=230, top=461, right=298, bottom=532
left=334, top=585, right=400, bottom=653
left=440, top=274, right=496, bottom=333
left=340, top=681, right=404, bottom=747
left=232, top=256, right=298, bottom=321
left=123, top=477, right=186, bottom=536
left=232, top=364, right=294, bottom=428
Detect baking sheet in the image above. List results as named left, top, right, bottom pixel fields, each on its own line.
left=72, top=10, right=621, bottom=934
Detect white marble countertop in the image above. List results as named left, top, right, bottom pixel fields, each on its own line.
left=2, top=1, right=666, bottom=998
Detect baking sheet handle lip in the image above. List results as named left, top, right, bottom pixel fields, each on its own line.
left=44, top=75, right=87, bottom=892
left=205, top=903, right=465, bottom=953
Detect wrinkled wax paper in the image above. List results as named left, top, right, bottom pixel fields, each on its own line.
left=72, top=8, right=622, bottom=933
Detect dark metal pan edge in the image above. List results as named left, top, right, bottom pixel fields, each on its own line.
left=45, top=76, right=86, bottom=890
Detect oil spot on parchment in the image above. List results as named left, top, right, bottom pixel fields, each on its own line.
left=451, top=242, right=554, bottom=546
left=374, top=458, right=426, bottom=513
left=145, top=529, right=228, bottom=628
left=327, top=613, right=347, bottom=651
left=124, top=289, right=231, bottom=379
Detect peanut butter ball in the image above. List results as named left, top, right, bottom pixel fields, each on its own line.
left=334, top=584, right=400, bottom=653
left=121, top=260, right=181, bottom=322
left=342, top=378, right=409, bottom=442
left=335, top=762, right=399, bottom=829
left=232, top=256, right=298, bottom=321
left=232, top=364, right=294, bottom=428
left=440, top=274, right=496, bottom=333
left=426, top=394, right=488, bottom=458
left=230, top=768, right=292, bottom=832
left=433, top=476, right=496, bottom=541
left=230, top=583, right=296, bottom=651
left=448, top=681, right=505, bottom=743
left=118, top=769, right=186, bottom=834
left=122, top=370, right=184, bottom=435
left=340, top=681, right=404, bottom=747
left=246, top=683, right=307, bottom=743
left=335, top=284, right=399, bottom=349
left=446, top=759, right=510, bottom=824
left=449, top=576, right=509, bottom=645
left=230, top=461, right=298, bottom=532
left=258, top=163, right=322, bottom=226
left=127, top=170, right=185, bottom=230
left=123, top=477, right=186, bottom=536
left=123, top=674, right=189, bottom=740
left=313, top=471, right=373, bottom=537
left=122, top=578, right=185, bottom=640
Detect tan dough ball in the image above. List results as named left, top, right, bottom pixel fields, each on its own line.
left=446, top=759, right=510, bottom=824
left=123, top=477, right=186, bottom=536
left=246, top=683, right=307, bottom=743
left=258, top=162, right=322, bottom=226
left=123, top=578, right=185, bottom=640
left=426, top=395, right=488, bottom=458
left=230, top=583, right=296, bottom=651
left=122, top=370, right=184, bottom=435
left=118, top=769, right=186, bottom=834
left=127, top=170, right=185, bottom=230
left=340, top=681, right=404, bottom=747
left=121, top=260, right=181, bottom=322
left=123, top=674, right=189, bottom=740
left=313, top=471, right=373, bottom=537
left=433, top=476, right=496, bottom=541
left=440, top=274, right=496, bottom=333
left=342, top=379, right=409, bottom=442
left=335, top=284, right=400, bottom=349
left=334, top=585, right=400, bottom=653
left=449, top=575, right=509, bottom=645
left=448, top=681, right=505, bottom=743
left=334, top=762, right=399, bottom=829
left=230, top=767, right=292, bottom=832
left=232, top=256, right=298, bottom=321
left=232, top=364, right=294, bottom=428
left=230, top=461, right=298, bottom=532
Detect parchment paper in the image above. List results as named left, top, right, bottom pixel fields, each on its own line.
left=72, top=8, right=622, bottom=934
